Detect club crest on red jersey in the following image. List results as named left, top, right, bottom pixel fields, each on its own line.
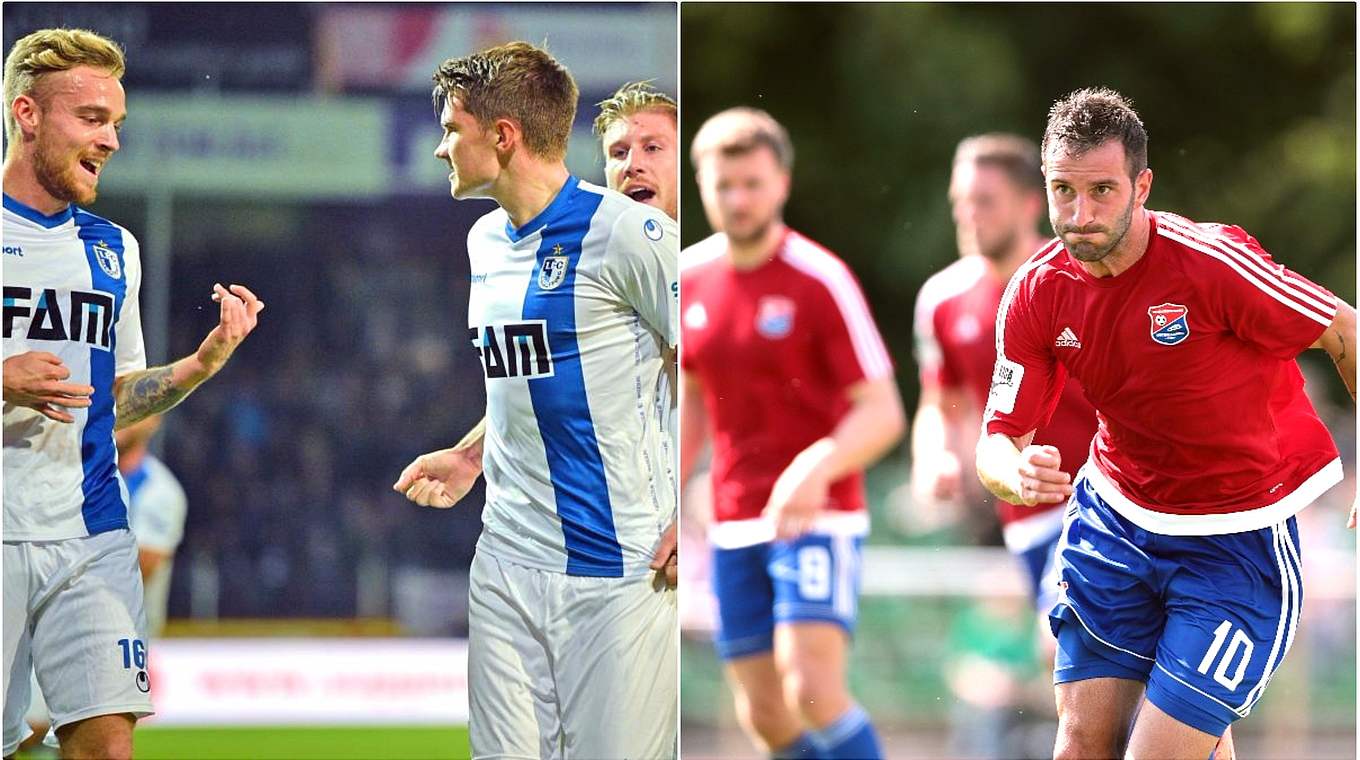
left=755, top=295, right=795, bottom=339
left=1148, top=303, right=1189, bottom=345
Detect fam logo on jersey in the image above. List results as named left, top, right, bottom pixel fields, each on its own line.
left=755, top=295, right=795, bottom=339
left=539, top=245, right=570, bottom=291
left=470, top=320, right=555, bottom=379
left=3, top=286, right=116, bottom=350
left=1147, top=303, right=1189, bottom=346
left=643, top=217, right=664, bottom=241
left=92, top=241, right=121, bottom=279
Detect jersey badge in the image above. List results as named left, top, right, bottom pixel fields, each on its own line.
left=1148, top=303, right=1189, bottom=346
left=755, top=295, right=795, bottom=339
left=539, top=245, right=569, bottom=290
left=92, top=241, right=121, bottom=279
left=684, top=302, right=708, bottom=329
left=643, top=218, right=664, bottom=241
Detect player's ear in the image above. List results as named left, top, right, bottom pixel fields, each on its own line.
left=12, top=93, right=42, bottom=141
left=492, top=117, right=519, bottom=154
left=1133, top=167, right=1153, bottom=207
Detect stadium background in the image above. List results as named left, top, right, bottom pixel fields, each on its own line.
left=2, top=3, right=676, bottom=757
left=679, top=3, right=1356, bottom=759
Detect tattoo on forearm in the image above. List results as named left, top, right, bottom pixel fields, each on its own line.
left=115, top=366, right=189, bottom=428
left=1334, top=330, right=1347, bottom=365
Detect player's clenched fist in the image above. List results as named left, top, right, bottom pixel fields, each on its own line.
left=1013, top=444, right=1073, bottom=506
left=198, top=283, right=265, bottom=375
left=394, top=447, right=483, bottom=509
left=2, top=351, right=94, bottom=423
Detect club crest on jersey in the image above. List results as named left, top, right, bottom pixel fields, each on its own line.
left=755, top=295, right=795, bottom=339
left=539, top=248, right=569, bottom=291
left=92, top=241, right=120, bottom=279
left=1148, top=303, right=1189, bottom=345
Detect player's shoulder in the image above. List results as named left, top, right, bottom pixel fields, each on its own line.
left=776, top=229, right=867, bottom=299
left=680, top=233, right=727, bottom=273
left=1150, top=209, right=1267, bottom=268
left=917, top=255, right=988, bottom=313
left=576, top=179, right=675, bottom=245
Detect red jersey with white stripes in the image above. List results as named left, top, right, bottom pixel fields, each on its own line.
left=915, top=256, right=1099, bottom=548
left=681, top=229, right=895, bottom=523
left=984, top=210, right=1341, bottom=535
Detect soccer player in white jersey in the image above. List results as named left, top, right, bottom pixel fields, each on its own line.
left=595, top=80, right=680, bottom=588
left=393, top=42, right=678, bottom=759
left=2, top=29, right=262, bottom=760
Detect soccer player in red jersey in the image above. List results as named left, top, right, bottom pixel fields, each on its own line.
left=977, top=88, right=1355, bottom=760
left=681, top=108, right=905, bottom=760
left=913, top=134, right=1098, bottom=610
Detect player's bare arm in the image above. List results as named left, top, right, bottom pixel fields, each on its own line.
left=910, top=384, right=972, bottom=502
left=975, top=430, right=1074, bottom=507
left=1311, top=300, right=1356, bottom=401
left=393, top=416, right=486, bottom=508
left=766, top=376, right=905, bottom=539
left=114, top=283, right=264, bottom=429
left=2, top=352, right=94, bottom=423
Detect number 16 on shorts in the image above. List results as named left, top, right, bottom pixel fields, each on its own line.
left=117, top=638, right=151, bottom=693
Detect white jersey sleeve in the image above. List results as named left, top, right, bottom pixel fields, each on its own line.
left=127, top=456, right=188, bottom=553
left=113, top=232, right=147, bottom=376
left=598, top=207, right=679, bottom=349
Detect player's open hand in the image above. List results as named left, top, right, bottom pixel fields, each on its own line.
left=765, top=458, right=830, bottom=541
left=912, top=449, right=963, bottom=503
left=1, top=352, right=94, bottom=423
left=1014, top=444, right=1073, bottom=506
left=393, top=447, right=483, bottom=509
left=197, top=283, right=265, bottom=375
left=649, top=520, right=678, bottom=588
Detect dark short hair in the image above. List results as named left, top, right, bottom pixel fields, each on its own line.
left=432, top=41, right=577, bottom=162
left=1041, top=87, right=1148, bottom=180
left=953, top=133, right=1043, bottom=191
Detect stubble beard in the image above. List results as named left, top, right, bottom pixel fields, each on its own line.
left=1056, top=195, right=1134, bottom=263
left=33, top=138, right=94, bottom=206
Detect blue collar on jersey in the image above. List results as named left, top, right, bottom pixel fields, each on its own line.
left=505, top=175, right=582, bottom=243
left=2, top=193, right=74, bottom=228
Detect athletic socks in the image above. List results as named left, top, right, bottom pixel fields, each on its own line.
left=809, top=704, right=883, bottom=760
left=771, top=731, right=821, bottom=758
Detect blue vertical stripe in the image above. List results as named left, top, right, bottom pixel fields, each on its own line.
left=519, top=180, right=621, bottom=576
left=73, top=208, right=129, bottom=534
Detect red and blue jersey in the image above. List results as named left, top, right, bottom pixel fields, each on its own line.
left=985, top=210, right=1340, bottom=535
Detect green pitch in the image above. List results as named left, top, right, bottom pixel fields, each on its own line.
left=128, top=725, right=471, bottom=759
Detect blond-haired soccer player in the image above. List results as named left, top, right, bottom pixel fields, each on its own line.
left=596, top=80, right=680, bottom=588
left=394, top=43, right=678, bottom=759
left=2, top=28, right=262, bottom=759
left=681, top=107, right=904, bottom=759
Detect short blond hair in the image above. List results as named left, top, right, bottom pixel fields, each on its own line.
left=4, top=28, right=126, bottom=144
left=592, top=81, right=676, bottom=137
left=432, top=41, right=577, bottom=162
left=689, top=107, right=793, bottom=171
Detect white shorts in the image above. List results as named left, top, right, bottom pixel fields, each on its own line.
left=468, top=550, right=677, bottom=760
left=3, top=530, right=153, bottom=755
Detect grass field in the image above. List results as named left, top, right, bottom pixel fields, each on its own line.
left=23, top=726, right=471, bottom=760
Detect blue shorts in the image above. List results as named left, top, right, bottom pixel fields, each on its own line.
left=710, top=533, right=864, bottom=660
left=1016, top=530, right=1062, bottom=613
left=1050, top=477, right=1303, bottom=737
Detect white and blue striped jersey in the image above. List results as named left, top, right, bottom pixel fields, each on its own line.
left=467, top=176, right=678, bottom=577
left=2, top=194, right=146, bottom=541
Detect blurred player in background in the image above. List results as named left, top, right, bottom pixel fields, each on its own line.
left=595, top=80, right=679, bottom=588
left=393, top=42, right=678, bottom=759
left=977, top=87, right=1356, bottom=759
left=912, top=134, right=1097, bottom=612
left=681, top=107, right=904, bottom=760
left=23, top=414, right=187, bottom=751
left=2, top=28, right=263, bottom=760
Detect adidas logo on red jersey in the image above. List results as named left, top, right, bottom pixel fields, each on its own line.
left=1055, top=327, right=1082, bottom=348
